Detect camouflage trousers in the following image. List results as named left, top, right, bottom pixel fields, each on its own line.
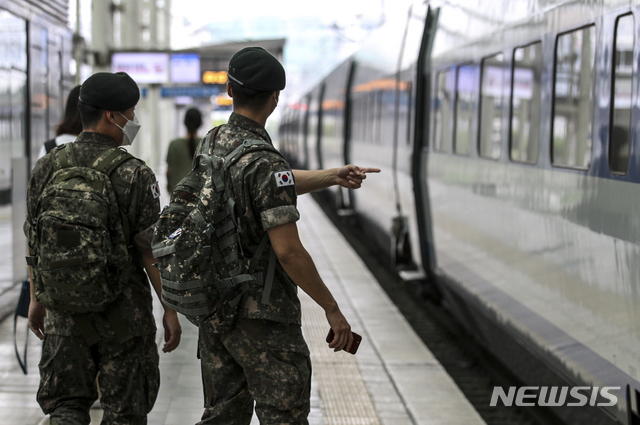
left=197, top=318, right=312, bottom=425
left=37, top=333, right=160, bottom=425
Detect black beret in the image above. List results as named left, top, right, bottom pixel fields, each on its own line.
left=79, top=72, right=140, bottom=111
left=228, top=47, right=286, bottom=92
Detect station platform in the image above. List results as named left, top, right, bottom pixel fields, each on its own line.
left=0, top=195, right=486, bottom=425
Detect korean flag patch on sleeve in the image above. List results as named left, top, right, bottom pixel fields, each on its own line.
left=274, top=170, right=294, bottom=187
left=150, top=181, right=161, bottom=199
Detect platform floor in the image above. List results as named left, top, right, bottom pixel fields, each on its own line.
left=0, top=195, right=486, bottom=425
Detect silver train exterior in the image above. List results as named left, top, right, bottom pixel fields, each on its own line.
left=279, top=1, right=640, bottom=424
left=0, top=0, right=73, bottom=316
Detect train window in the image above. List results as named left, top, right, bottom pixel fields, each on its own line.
left=433, top=69, right=453, bottom=152
left=552, top=25, right=596, bottom=169
left=610, top=14, right=634, bottom=175
left=479, top=53, right=505, bottom=159
left=510, top=42, right=542, bottom=164
left=455, top=64, right=479, bottom=155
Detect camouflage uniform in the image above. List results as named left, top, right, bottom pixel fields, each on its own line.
left=25, top=132, right=161, bottom=425
left=196, top=112, right=311, bottom=425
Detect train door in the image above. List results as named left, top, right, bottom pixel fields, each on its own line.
left=341, top=62, right=357, bottom=213
left=306, top=84, right=323, bottom=171
left=301, top=93, right=311, bottom=170
left=316, top=83, right=325, bottom=170
left=389, top=2, right=434, bottom=277
left=413, top=6, right=440, bottom=281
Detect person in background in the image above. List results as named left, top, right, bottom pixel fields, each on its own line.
left=166, top=107, right=203, bottom=193
left=38, top=85, right=82, bottom=159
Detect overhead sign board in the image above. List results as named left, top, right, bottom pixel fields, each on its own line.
left=160, top=85, right=221, bottom=98
left=170, top=53, right=200, bottom=84
left=111, top=52, right=170, bottom=84
left=202, top=71, right=228, bottom=85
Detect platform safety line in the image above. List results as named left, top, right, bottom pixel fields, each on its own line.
left=300, top=291, right=382, bottom=425
left=295, top=196, right=383, bottom=425
left=297, top=197, right=420, bottom=425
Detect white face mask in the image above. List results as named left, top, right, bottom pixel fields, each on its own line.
left=115, top=112, right=141, bottom=146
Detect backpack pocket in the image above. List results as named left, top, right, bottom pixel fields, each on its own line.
left=37, top=216, right=116, bottom=312
left=155, top=207, right=216, bottom=323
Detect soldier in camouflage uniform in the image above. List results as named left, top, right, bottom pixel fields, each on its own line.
left=196, top=47, right=378, bottom=425
left=25, top=72, right=182, bottom=425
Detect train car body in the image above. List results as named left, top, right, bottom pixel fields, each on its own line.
left=428, top=1, right=640, bottom=424
left=280, top=0, right=640, bottom=423
left=0, top=0, right=72, bottom=315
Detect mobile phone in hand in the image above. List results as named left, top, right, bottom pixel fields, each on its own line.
left=326, top=328, right=362, bottom=355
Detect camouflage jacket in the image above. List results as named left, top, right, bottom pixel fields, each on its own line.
left=24, top=132, right=160, bottom=338
left=196, top=112, right=302, bottom=325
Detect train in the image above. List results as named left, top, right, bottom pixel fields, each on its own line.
left=0, top=0, right=73, bottom=314
left=278, top=1, right=640, bottom=424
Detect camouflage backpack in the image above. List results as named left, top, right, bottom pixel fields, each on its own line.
left=27, top=143, right=133, bottom=314
left=152, top=127, right=279, bottom=330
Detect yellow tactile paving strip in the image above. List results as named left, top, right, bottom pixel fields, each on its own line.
left=300, top=290, right=382, bottom=425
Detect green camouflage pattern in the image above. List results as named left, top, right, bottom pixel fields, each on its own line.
left=25, top=132, right=159, bottom=338
left=194, top=113, right=311, bottom=424
left=197, top=113, right=302, bottom=326
left=28, top=144, right=132, bottom=313
left=197, top=318, right=311, bottom=425
left=152, top=126, right=282, bottom=331
left=25, top=132, right=162, bottom=424
left=38, top=333, right=159, bottom=425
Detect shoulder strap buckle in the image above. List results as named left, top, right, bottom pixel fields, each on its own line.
left=55, top=143, right=78, bottom=169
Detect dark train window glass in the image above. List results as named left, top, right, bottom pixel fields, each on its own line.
left=433, top=69, right=453, bottom=152
left=552, top=25, right=596, bottom=169
left=510, top=42, right=542, bottom=164
left=479, top=53, right=505, bottom=159
left=610, top=14, right=634, bottom=175
left=455, top=64, right=478, bottom=155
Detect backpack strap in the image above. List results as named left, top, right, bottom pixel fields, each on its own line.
left=248, top=233, right=277, bottom=305
left=199, top=126, right=222, bottom=163
left=222, top=139, right=282, bottom=306
left=206, top=137, right=282, bottom=307
left=55, top=142, right=78, bottom=169
left=223, top=139, right=274, bottom=166
left=90, top=148, right=136, bottom=245
left=91, top=147, right=135, bottom=176
left=13, top=280, right=30, bottom=374
left=44, top=138, right=57, bottom=154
